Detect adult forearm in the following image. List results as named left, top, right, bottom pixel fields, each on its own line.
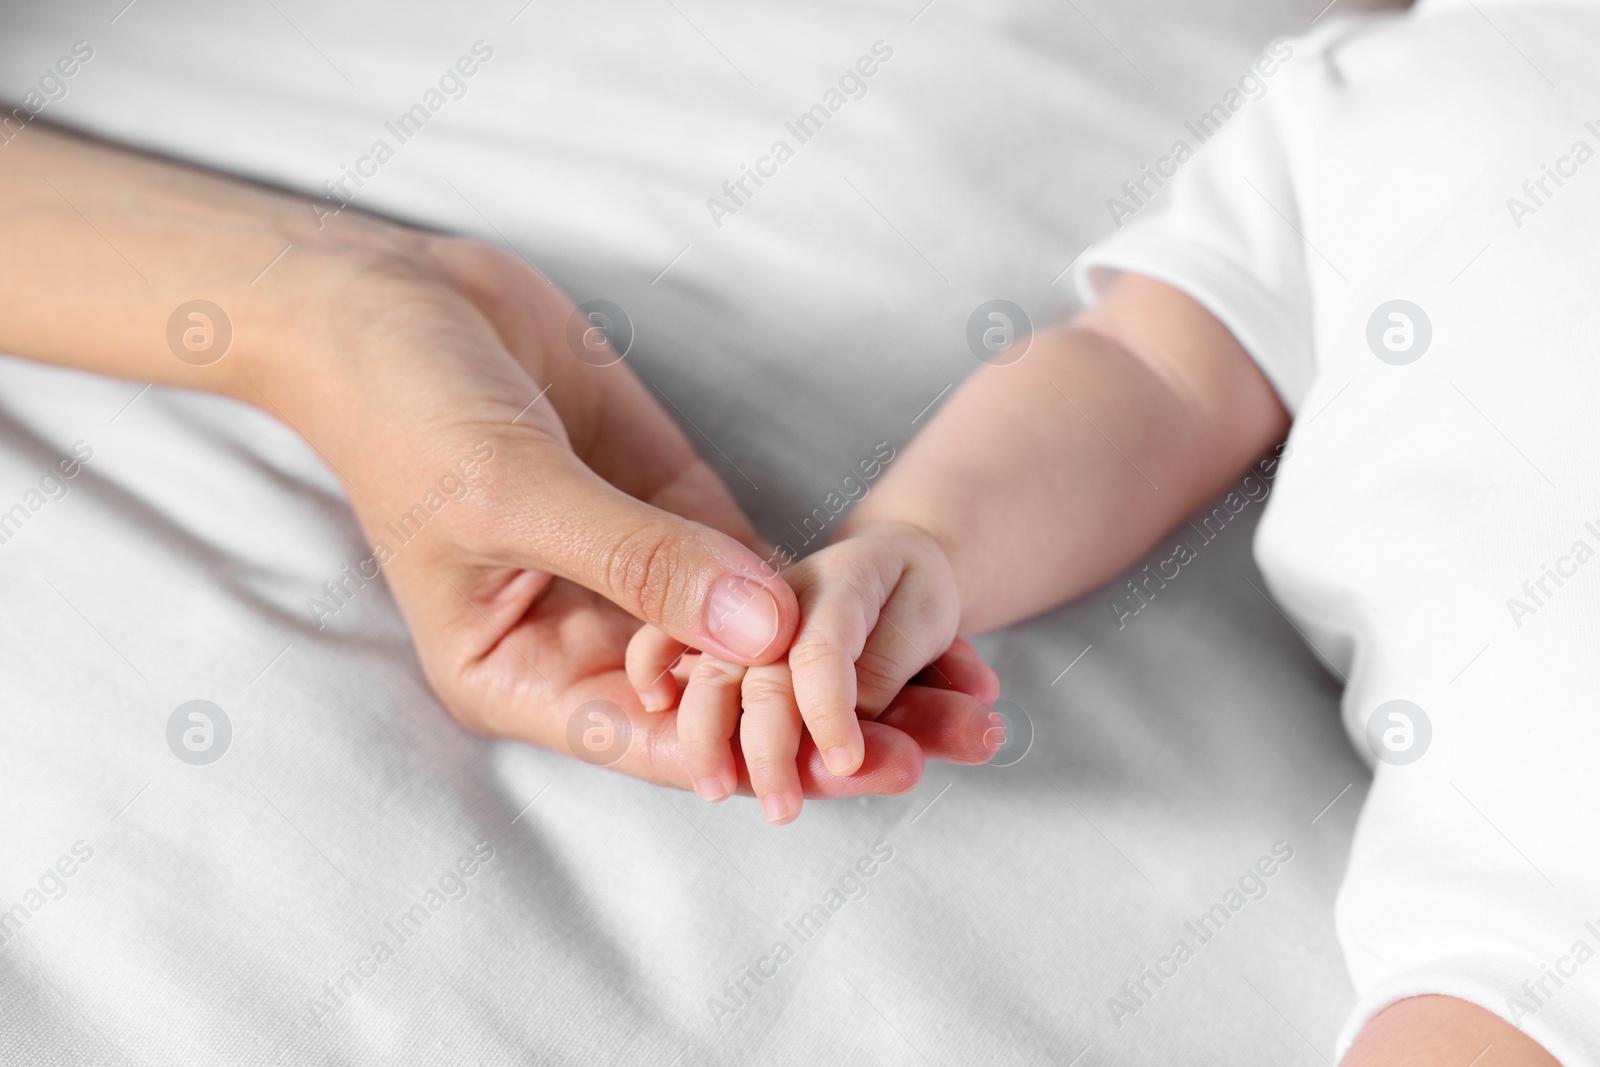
left=0, top=121, right=421, bottom=403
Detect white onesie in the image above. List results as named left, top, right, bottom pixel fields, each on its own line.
left=1077, top=1, right=1600, bottom=1061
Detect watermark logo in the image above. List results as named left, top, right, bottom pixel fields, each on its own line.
left=308, top=41, right=495, bottom=229
left=704, top=40, right=895, bottom=229
left=166, top=300, right=233, bottom=366
left=566, top=700, right=631, bottom=766
left=986, top=699, right=1033, bottom=768
left=1504, top=916, right=1600, bottom=1027
left=306, top=442, right=496, bottom=631
left=0, top=840, right=94, bottom=950
left=0, top=40, right=95, bottom=151
left=307, top=840, right=495, bottom=1025
left=707, top=840, right=894, bottom=1026
left=1109, top=840, right=1296, bottom=1027
left=769, top=441, right=896, bottom=564
left=1506, top=121, right=1600, bottom=230
left=1364, top=699, right=1430, bottom=765
left=1106, top=39, right=1295, bottom=228
left=966, top=299, right=1032, bottom=366
left=166, top=699, right=232, bottom=765
left=0, top=440, right=94, bottom=548
left=565, top=300, right=633, bottom=367
left=1505, top=522, right=1600, bottom=629
left=1366, top=300, right=1431, bottom=365
left=1111, top=444, right=1290, bottom=630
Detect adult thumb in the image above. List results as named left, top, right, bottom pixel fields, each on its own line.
left=506, top=445, right=798, bottom=664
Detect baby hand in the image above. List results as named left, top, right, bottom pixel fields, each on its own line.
left=625, top=522, right=1003, bottom=823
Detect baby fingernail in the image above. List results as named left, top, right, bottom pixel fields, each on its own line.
left=761, top=793, right=789, bottom=823
left=695, top=776, right=727, bottom=802
left=984, top=712, right=1006, bottom=752
left=824, top=746, right=855, bottom=776
left=642, top=689, right=671, bottom=713
left=705, top=576, right=780, bottom=661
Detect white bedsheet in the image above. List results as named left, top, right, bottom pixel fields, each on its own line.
left=0, top=1, right=1374, bottom=1062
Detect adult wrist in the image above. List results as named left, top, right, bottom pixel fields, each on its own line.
left=212, top=211, right=443, bottom=410
left=0, top=122, right=447, bottom=413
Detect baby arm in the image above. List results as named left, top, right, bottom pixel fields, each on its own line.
left=631, top=273, right=1288, bottom=821
left=762, top=273, right=1289, bottom=789
left=848, top=272, right=1289, bottom=636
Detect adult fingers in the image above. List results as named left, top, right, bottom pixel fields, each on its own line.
left=791, top=720, right=924, bottom=797
left=909, top=638, right=1001, bottom=702
left=875, top=685, right=1003, bottom=766
left=478, top=437, right=798, bottom=666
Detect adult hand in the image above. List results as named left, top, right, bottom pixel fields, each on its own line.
left=0, top=123, right=1000, bottom=794
left=280, top=236, right=1001, bottom=793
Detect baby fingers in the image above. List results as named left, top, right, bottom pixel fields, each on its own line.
left=851, top=575, right=961, bottom=719
left=786, top=580, right=875, bottom=779
left=625, top=624, right=688, bottom=713
left=738, top=664, right=805, bottom=825
left=676, top=655, right=744, bottom=801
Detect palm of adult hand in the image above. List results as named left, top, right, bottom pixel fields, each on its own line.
left=316, top=238, right=996, bottom=797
